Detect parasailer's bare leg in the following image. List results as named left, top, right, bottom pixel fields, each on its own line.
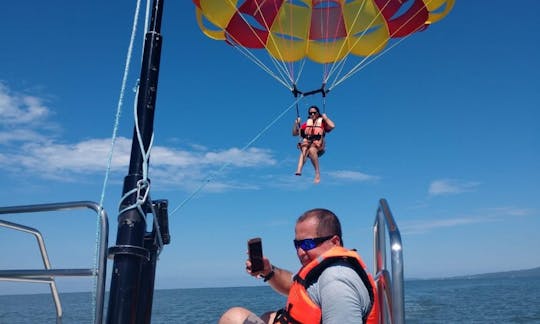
left=307, top=146, right=321, bottom=184
left=295, top=145, right=309, bottom=176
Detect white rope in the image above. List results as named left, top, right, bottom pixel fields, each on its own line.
left=143, top=0, right=150, bottom=34
left=117, top=84, right=154, bottom=218
left=93, top=0, right=144, bottom=321
left=169, top=96, right=304, bottom=216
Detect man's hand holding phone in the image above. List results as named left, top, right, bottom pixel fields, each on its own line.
left=247, top=238, right=272, bottom=278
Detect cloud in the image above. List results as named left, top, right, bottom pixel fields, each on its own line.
left=401, top=217, right=487, bottom=234
left=482, top=207, right=533, bottom=217
left=1, top=84, right=380, bottom=194
left=0, top=129, right=50, bottom=145
left=0, top=83, right=279, bottom=192
left=428, top=179, right=480, bottom=196
left=1, top=136, right=277, bottom=185
left=327, top=170, right=380, bottom=182
left=0, top=83, right=51, bottom=125
left=401, top=207, right=535, bottom=235
left=0, top=83, right=59, bottom=148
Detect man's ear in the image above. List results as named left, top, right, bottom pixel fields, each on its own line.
left=331, top=235, right=341, bottom=246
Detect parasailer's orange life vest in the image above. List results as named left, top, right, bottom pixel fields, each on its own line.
left=301, top=117, right=326, bottom=141
left=275, top=246, right=379, bottom=324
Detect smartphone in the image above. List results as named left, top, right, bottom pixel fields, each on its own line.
left=248, top=237, right=264, bottom=273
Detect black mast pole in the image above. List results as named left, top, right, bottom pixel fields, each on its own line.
left=107, top=0, right=164, bottom=322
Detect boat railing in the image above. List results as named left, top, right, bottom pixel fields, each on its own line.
left=373, top=198, right=405, bottom=324
left=0, top=201, right=109, bottom=324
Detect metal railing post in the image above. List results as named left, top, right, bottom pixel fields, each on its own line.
left=373, top=198, right=404, bottom=324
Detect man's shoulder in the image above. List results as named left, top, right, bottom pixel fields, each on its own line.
left=317, top=263, right=371, bottom=302
left=318, top=261, right=360, bottom=283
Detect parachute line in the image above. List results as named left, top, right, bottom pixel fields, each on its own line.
left=230, top=0, right=295, bottom=85
left=326, top=0, right=380, bottom=82
left=233, top=43, right=292, bottom=89
left=169, top=96, right=305, bottom=216
left=330, top=31, right=414, bottom=90
left=330, top=0, right=432, bottom=90
left=219, top=0, right=297, bottom=89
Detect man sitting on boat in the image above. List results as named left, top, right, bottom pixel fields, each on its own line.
left=218, top=208, right=379, bottom=324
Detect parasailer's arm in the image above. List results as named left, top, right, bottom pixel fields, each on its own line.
left=322, top=114, right=335, bottom=132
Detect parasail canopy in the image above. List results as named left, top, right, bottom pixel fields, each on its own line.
left=193, top=0, right=454, bottom=95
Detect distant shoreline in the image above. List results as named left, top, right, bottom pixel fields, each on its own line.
left=3, top=266, right=540, bottom=296
left=408, top=266, right=540, bottom=281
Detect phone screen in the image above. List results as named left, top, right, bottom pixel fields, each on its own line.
left=248, top=237, right=264, bottom=272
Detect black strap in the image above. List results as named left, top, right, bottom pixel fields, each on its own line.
left=273, top=307, right=303, bottom=324
left=263, top=269, right=275, bottom=282
left=304, top=134, right=322, bottom=141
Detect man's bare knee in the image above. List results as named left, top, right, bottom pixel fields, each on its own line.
left=218, top=307, right=266, bottom=324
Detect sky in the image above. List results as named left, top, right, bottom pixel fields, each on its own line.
left=1, top=1, right=539, bottom=296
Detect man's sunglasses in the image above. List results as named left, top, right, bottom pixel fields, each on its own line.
left=309, top=111, right=318, bottom=115
left=293, top=235, right=334, bottom=251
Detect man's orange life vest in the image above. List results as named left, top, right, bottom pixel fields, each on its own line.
left=276, top=246, right=379, bottom=324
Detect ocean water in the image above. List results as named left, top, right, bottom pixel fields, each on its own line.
left=1, top=277, right=539, bottom=323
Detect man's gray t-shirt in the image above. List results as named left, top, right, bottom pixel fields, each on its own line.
left=306, top=262, right=371, bottom=324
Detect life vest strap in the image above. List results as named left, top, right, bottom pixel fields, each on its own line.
left=273, top=307, right=302, bottom=324
left=303, top=134, right=322, bottom=141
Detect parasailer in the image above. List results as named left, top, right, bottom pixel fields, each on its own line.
left=193, top=0, right=454, bottom=180
left=293, top=105, right=335, bottom=183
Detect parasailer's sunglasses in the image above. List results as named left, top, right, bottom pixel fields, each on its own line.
left=309, top=111, right=318, bottom=115
left=293, top=235, right=334, bottom=251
